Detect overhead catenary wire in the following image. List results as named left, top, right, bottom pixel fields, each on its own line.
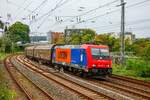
left=29, top=0, right=150, bottom=34
left=93, top=18, right=150, bottom=29
left=14, top=1, right=33, bottom=20
left=7, top=0, right=32, bottom=13
left=32, top=0, right=67, bottom=24
left=35, top=0, right=65, bottom=29
left=73, top=0, right=150, bottom=26
left=50, top=0, right=119, bottom=28
left=54, top=0, right=150, bottom=30
left=95, top=18, right=150, bottom=33
left=26, top=0, right=48, bottom=19
left=15, top=0, right=28, bottom=13
left=96, top=25, right=150, bottom=34
left=36, top=0, right=71, bottom=29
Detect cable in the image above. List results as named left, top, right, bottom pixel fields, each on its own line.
left=35, top=0, right=65, bottom=28
left=96, top=26, right=150, bottom=34
left=26, top=0, right=48, bottom=18
left=93, top=18, right=150, bottom=29
left=50, top=0, right=119, bottom=27
left=54, top=17, right=150, bottom=33
left=59, top=0, right=150, bottom=29
left=36, top=0, right=71, bottom=29
left=95, top=19, right=150, bottom=33
left=7, top=0, right=32, bottom=12
left=33, top=0, right=66, bottom=23
left=14, top=1, right=32, bottom=20
left=15, top=0, right=28, bottom=13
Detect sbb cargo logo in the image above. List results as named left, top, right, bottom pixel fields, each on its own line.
left=56, top=48, right=71, bottom=63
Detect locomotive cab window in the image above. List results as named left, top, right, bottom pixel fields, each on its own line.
left=91, top=48, right=109, bottom=60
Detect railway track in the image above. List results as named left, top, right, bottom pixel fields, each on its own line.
left=16, top=55, right=112, bottom=100
left=63, top=70, right=150, bottom=99
left=57, top=69, right=150, bottom=99
left=4, top=56, right=32, bottom=100
left=106, top=75, right=150, bottom=96
left=21, top=55, right=150, bottom=100
left=4, top=55, right=53, bottom=100
left=110, top=74, right=150, bottom=87
left=91, top=79, right=150, bottom=99
left=18, top=55, right=143, bottom=99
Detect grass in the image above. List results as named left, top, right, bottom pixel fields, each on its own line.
left=0, top=52, right=23, bottom=61
left=0, top=52, right=16, bottom=100
left=0, top=66, right=16, bottom=100
left=0, top=52, right=10, bottom=61
left=113, top=59, right=150, bottom=81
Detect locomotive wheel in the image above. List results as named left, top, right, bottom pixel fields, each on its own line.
left=60, top=67, right=64, bottom=72
left=72, top=68, right=78, bottom=74
left=80, top=72, right=88, bottom=78
left=54, top=65, right=59, bottom=72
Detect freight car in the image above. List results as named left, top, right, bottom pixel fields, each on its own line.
left=25, top=44, right=112, bottom=77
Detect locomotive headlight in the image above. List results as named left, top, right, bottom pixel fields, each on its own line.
left=92, top=64, right=96, bottom=68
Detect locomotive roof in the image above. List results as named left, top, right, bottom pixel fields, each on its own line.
left=81, top=44, right=109, bottom=48
left=55, top=44, right=109, bottom=49
left=55, top=45, right=81, bottom=49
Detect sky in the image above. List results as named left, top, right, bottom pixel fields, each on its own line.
left=0, top=0, right=150, bottom=38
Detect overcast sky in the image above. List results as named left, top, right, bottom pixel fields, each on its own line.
left=0, top=0, right=150, bottom=38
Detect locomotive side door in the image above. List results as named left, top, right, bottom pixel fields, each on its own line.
left=80, top=49, right=87, bottom=68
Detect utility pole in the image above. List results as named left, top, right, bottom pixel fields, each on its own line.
left=120, top=0, right=126, bottom=65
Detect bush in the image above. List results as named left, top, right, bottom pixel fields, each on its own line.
left=126, top=59, right=143, bottom=70
left=0, top=84, right=14, bottom=100
left=137, top=63, right=150, bottom=77
left=126, top=59, right=150, bottom=77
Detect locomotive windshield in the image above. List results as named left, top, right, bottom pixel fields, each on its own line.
left=91, top=48, right=109, bottom=60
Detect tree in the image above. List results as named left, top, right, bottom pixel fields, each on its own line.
left=143, top=44, right=150, bottom=61
left=56, top=37, right=65, bottom=44
left=69, top=28, right=96, bottom=44
left=70, top=33, right=81, bottom=44
left=131, top=38, right=150, bottom=57
left=82, top=29, right=96, bottom=43
left=0, top=35, right=12, bottom=53
left=0, top=21, right=30, bottom=53
left=4, top=26, right=8, bottom=32
left=0, top=20, right=4, bottom=29
left=6, top=21, right=30, bottom=43
left=95, top=34, right=117, bottom=51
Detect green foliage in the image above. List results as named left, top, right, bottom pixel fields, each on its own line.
left=56, top=37, right=65, bottom=44
left=6, top=21, right=30, bottom=43
left=95, top=34, right=118, bottom=51
left=82, top=29, right=96, bottom=43
left=143, top=44, right=150, bottom=61
left=69, top=28, right=96, bottom=44
left=126, top=59, right=150, bottom=77
left=0, top=53, right=9, bottom=60
left=0, top=20, right=4, bottom=29
left=0, top=69, right=16, bottom=100
left=0, top=35, right=12, bottom=53
left=113, top=64, right=137, bottom=76
left=70, top=33, right=81, bottom=44
left=131, top=38, right=150, bottom=56
left=113, top=59, right=150, bottom=78
left=0, top=84, right=15, bottom=100
left=0, top=21, right=30, bottom=53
